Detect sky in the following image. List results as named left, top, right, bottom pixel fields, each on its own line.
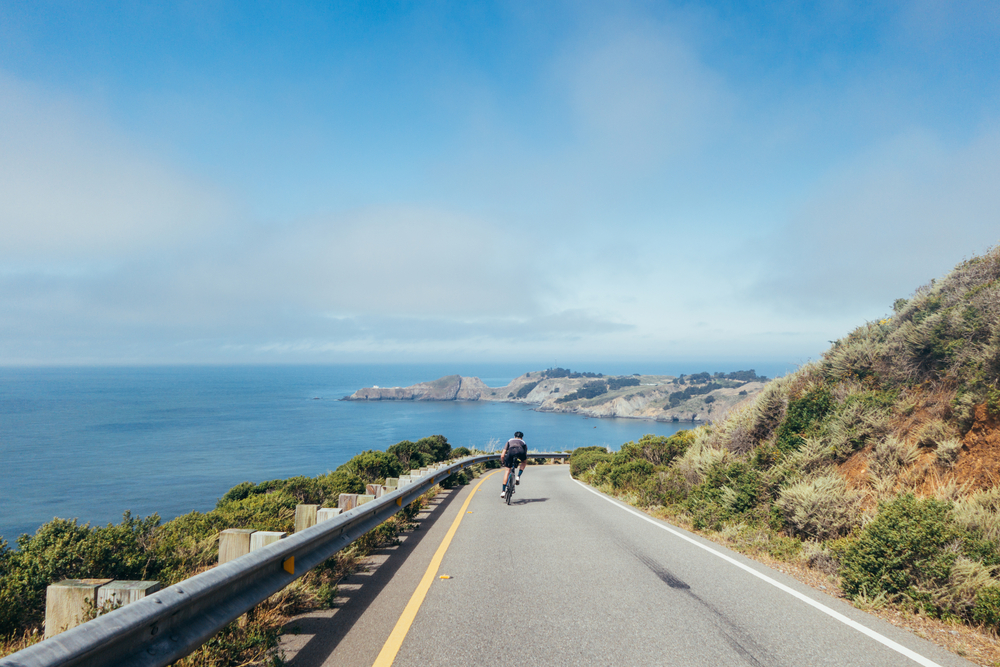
left=1, top=1, right=999, bottom=367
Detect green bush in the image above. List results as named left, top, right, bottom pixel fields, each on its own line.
left=608, top=460, right=655, bottom=490
left=318, top=471, right=365, bottom=504
left=416, top=435, right=452, bottom=462
left=773, top=387, right=832, bottom=453
left=685, top=460, right=766, bottom=531
left=638, top=469, right=688, bottom=507
left=838, top=494, right=958, bottom=605
left=972, top=585, right=1000, bottom=629
left=337, top=450, right=403, bottom=483
left=614, top=432, right=693, bottom=467
left=569, top=449, right=613, bottom=478
left=438, top=472, right=469, bottom=489
left=451, top=447, right=472, bottom=458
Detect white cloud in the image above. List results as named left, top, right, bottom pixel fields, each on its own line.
left=0, top=73, right=233, bottom=262
left=752, top=125, right=1000, bottom=314
left=562, top=24, right=731, bottom=166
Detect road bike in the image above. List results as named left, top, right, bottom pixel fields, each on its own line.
left=503, top=459, right=523, bottom=505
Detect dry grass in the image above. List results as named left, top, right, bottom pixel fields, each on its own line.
left=776, top=474, right=863, bottom=540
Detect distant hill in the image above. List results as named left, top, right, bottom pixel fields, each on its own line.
left=347, top=367, right=770, bottom=423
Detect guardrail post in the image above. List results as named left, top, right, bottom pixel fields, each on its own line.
left=97, top=581, right=161, bottom=609
left=356, top=494, right=375, bottom=506
left=219, top=528, right=256, bottom=564
left=317, top=507, right=342, bottom=522
left=250, top=531, right=286, bottom=551
left=44, top=579, right=114, bottom=638
left=295, top=504, right=319, bottom=532
left=384, top=477, right=399, bottom=490
left=339, top=493, right=359, bottom=511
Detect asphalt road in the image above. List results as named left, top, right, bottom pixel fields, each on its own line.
left=282, top=464, right=974, bottom=667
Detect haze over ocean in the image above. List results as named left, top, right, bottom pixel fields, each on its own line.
left=0, top=363, right=787, bottom=544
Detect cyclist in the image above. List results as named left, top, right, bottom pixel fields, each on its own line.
left=500, top=431, right=528, bottom=498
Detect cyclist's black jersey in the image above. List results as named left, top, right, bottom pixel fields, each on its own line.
left=503, top=438, right=527, bottom=464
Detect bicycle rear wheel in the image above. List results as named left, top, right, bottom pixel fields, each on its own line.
left=505, top=477, right=514, bottom=505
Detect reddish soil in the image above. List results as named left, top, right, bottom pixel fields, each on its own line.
left=953, top=404, right=1000, bottom=490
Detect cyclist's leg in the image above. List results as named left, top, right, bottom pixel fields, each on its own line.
left=515, top=456, right=527, bottom=482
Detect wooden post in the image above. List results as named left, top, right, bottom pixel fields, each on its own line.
left=317, top=507, right=342, bottom=522
left=338, top=493, right=358, bottom=511
left=384, top=478, right=399, bottom=489
left=249, top=531, right=286, bottom=551
left=44, top=579, right=114, bottom=638
left=356, top=494, right=375, bottom=506
left=294, top=504, right=319, bottom=533
left=219, top=528, right=256, bottom=564
left=97, top=581, right=161, bottom=610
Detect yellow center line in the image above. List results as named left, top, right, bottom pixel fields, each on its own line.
left=372, top=469, right=498, bottom=667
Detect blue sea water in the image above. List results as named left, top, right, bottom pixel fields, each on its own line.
left=0, top=363, right=780, bottom=544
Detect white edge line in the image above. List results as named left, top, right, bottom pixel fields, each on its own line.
left=573, top=479, right=945, bottom=667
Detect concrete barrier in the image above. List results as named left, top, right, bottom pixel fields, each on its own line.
left=44, top=579, right=114, bottom=638
left=218, top=529, right=256, bottom=565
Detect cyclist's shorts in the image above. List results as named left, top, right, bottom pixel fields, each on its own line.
left=502, top=449, right=526, bottom=468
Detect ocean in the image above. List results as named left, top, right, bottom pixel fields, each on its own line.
left=0, top=363, right=786, bottom=544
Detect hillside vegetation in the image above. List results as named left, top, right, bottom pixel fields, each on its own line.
left=572, top=246, right=1000, bottom=636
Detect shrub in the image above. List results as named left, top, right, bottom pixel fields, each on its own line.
left=569, top=448, right=613, bottom=478
left=318, top=471, right=365, bottom=504
left=773, top=387, right=833, bottom=453
left=915, top=419, right=956, bottom=449
left=215, top=492, right=297, bottom=532
left=868, top=436, right=919, bottom=495
left=451, top=447, right=471, bottom=458
left=973, top=585, right=1000, bottom=629
left=935, top=437, right=962, bottom=468
left=685, top=460, right=766, bottom=531
left=416, top=435, right=451, bottom=462
left=386, top=440, right=428, bottom=468
left=638, top=469, right=688, bottom=507
left=338, top=450, right=403, bottom=483
left=825, top=399, right=890, bottom=461
left=438, top=472, right=468, bottom=489
left=614, top=432, right=693, bottom=467
left=776, top=475, right=862, bottom=540
left=607, top=460, right=655, bottom=491
left=838, top=494, right=958, bottom=605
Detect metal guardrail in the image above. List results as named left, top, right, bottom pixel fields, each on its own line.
left=1, top=452, right=569, bottom=667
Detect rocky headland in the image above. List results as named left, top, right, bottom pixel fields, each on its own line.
left=346, top=368, right=768, bottom=423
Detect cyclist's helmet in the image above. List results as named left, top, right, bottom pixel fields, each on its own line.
left=514, top=431, right=524, bottom=439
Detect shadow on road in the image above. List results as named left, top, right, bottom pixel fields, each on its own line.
left=280, top=485, right=466, bottom=667
left=512, top=497, right=549, bottom=505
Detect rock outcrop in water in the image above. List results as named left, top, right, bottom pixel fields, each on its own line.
left=349, top=375, right=491, bottom=401
left=347, top=369, right=767, bottom=423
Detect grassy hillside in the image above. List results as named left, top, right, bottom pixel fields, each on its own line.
left=572, top=246, right=1000, bottom=642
